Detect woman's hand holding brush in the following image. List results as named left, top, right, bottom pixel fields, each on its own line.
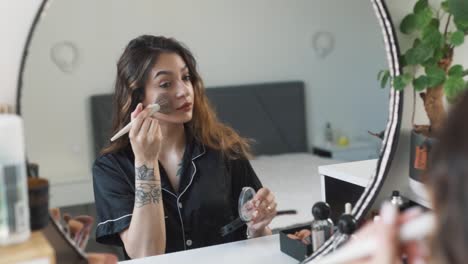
left=110, top=94, right=171, bottom=142
left=130, top=103, right=163, bottom=166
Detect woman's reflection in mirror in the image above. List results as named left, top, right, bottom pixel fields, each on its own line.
left=92, top=35, right=277, bottom=259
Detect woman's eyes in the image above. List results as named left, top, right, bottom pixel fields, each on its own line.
left=159, top=82, right=171, bottom=88
left=182, top=74, right=191, bottom=81
left=158, top=75, right=191, bottom=88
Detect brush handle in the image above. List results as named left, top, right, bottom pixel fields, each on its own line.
left=110, top=104, right=160, bottom=142
left=311, top=213, right=434, bottom=264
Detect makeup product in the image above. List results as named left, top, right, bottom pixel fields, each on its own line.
left=311, top=202, right=334, bottom=252
left=389, top=190, right=409, bottom=210
left=332, top=214, right=357, bottom=251
left=110, top=95, right=172, bottom=142
left=220, top=187, right=256, bottom=237
left=0, top=113, right=30, bottom=245
left=324, top=122, right=333, bottom=145
left=310, top=212, right=435, bottom=264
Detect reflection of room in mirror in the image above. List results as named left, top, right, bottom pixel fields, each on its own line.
left=19, top=0, right=391, bottom=259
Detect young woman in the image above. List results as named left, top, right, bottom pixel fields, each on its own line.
left=346, top=90, right=468, bottom=264
left=92, top=35, right=277, bottom=259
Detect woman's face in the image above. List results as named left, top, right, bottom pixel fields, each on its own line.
left=143, top=52, right=194, bottom=124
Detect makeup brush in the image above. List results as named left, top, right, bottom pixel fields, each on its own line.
left=308, top=212, right=435, bottom=264
left=110, top=95, right=172, bottom=142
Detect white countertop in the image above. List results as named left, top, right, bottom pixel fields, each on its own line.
left=119, top=234, right=298, bottom=264
left=318, top=159, right=377, bottom=187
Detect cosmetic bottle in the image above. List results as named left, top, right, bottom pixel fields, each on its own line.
left=390, top=190, right=410, bottom=211
left=311, top=202, right=334, bottom=252
left=325, top=122, right=334, bottom=146
left=333, top=214, right=357, bottom=251
left=0, top=111, right=30, bottom=245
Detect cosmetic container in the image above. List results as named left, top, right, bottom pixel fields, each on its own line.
left=0, top=113, right=30, bottom=245
left=311, top=202, right=334, bottom=251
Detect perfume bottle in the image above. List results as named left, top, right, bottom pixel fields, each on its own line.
left=333, top=214, right=357, bottom=251
left=324, top=122, right=334, bottom=146
left=311, top=202, right=334, bottom=252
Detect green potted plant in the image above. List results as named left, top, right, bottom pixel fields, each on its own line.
left=378, top=0, right=468, bottom=197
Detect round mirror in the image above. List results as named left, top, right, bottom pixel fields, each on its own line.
left=17, top=0, right=402, bottom=261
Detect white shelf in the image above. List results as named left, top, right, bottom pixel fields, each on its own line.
left=318, top=159, right=378, bottom=187
left=313, top=141, right=380, bottom=161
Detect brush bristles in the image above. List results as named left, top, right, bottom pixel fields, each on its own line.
left=155, top=94, right=173, bottom=114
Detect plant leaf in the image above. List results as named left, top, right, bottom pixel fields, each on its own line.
left=399, top=55, right=407, bottom=67
left=393, top=73, right=412, bottom=91
left=413, top=75, right=429, bottom=91
left=450, top=30, right=465, bottom=46
left=429, top=18, right=440, bottom=29
left=380, top=71, right=390, bottom=89
left=405, top=43, right=434, bottom=65
left=377, top=70, right=384, bottom=80
left=422, top=24, right=443, bottom=49
left=400, top=14, right=417, bottom=34
left=448, top=0, right=468, bottom=28
left=414, top=0, right=429, bottom=13
left=415, top=7, right=433, bottom=30
left=448, top=64, right=464, bottom=77
left=454, top=17, right=468, bottom=32
left=426, top=65, right=446, bottom=87
left=444, top=76, right=465, bottom=103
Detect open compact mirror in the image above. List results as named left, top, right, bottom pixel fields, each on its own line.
left=13, top=0, right=403, bottom=262
left=220, top=187, right=257, bottom=237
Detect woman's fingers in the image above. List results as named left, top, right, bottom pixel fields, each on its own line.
left=253, top=188, right=270, bottom=203
left=148, top=118, right=160, bottom=139
left=398, top=207, right=428, bottom=263
left=131, top=109, right=151, bottom=135
left=49, top=208, right=61, bottom=222
left=130, top=103, right=143, bottom=120
left=138, top=117, right=152, bottom=138
left=251, top=188, right=276, bottom=222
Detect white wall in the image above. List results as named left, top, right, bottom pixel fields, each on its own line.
left=0, top=0, right=42, bottom=108
left=20, top=0, right=388, bottom=186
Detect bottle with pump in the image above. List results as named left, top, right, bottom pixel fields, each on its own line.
left=311, top=202, right=334, bottom=252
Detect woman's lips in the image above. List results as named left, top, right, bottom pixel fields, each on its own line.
left=176, top=102, right=192, bottom=111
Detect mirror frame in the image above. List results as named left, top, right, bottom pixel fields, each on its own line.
left=15, top=0, right=402, bottom=261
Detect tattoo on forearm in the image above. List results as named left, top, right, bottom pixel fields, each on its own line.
left=135, top=165, right=155, bottom=181
left=135, top=183, right=162, bottom=208
left=176, top=161, right=183, bottom=177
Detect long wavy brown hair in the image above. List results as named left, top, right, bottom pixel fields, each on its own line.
left=101, top=35, right=252, bottom=159
left=425, top=90, right=468, bottom=264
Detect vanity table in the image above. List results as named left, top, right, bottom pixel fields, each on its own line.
left=119, top=235, right=297, bottom=264
left=0, top=231, right=55, bottom=264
